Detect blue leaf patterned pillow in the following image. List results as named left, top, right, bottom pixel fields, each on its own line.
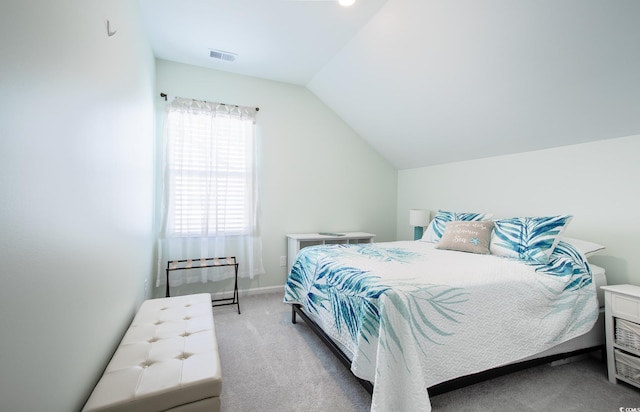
left=489, top=214, right=573, bottom=263
left=422, top=210, right=493, bottom=243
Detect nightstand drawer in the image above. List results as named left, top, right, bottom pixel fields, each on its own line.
left=612, top=294, right=640, bottom=323
left=615, top=318, right=640, bottom=351
left=615, top=349, right=640, bottom=387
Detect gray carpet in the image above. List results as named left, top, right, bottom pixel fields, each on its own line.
left=213, top=292, right=640, bottom=412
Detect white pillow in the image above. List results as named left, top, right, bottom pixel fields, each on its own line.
left=562, top=237, right=605, bottom=258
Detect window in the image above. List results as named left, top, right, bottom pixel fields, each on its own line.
left=163, top=98, right=258, bottom=238
left=156, top=97, right=264, bottom=285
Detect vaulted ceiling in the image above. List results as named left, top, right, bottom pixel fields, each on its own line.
left=139, top=0, right=640, bottom=169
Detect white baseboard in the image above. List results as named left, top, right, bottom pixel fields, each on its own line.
left=240, top=285, right=285, bottom=297
left=210, top=284, right=284, bottom=300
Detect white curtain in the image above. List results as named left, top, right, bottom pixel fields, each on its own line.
left=156, top=97, right=264, bottom=287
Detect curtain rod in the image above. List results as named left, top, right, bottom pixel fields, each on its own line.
left=160, top=93, right=259, bottom=111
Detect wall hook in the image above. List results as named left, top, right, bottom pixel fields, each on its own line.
left=107, top=20, right=117, bottom=37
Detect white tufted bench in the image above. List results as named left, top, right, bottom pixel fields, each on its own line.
left=82, top=293, right=222, bottom=412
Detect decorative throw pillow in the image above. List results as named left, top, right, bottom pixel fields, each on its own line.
left=422, top=210, right=493, bottom=243
left=436, top=220, right=495, bottom=254
left=489, top=214, right=573, bottom=263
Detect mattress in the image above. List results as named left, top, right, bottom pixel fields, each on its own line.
left=302, top=303, right=605, bottom=369
left=591, top=263, right=606, bottom=307
left=522, top=263, right=606, bottom=361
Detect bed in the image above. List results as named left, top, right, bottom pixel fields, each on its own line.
left=283, top=212, right=606, bottom=412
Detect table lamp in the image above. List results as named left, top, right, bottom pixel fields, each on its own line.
left=410, top=209, right=429, bottom=240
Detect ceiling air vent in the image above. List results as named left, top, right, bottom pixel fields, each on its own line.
left=209, top=49, right=236, bottom=62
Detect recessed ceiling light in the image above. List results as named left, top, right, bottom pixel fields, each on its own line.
left=338, top=0, right=356, bottom=7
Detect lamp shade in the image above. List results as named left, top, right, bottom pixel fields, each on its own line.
left=409, top=209, right=429, bottom=227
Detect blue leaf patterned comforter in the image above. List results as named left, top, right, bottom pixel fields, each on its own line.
left=284, top=240, right=598, bottom=412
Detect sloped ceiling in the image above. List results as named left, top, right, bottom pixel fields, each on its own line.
left=140, top=0, right=640, bottom=169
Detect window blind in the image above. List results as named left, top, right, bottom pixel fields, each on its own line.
left=164, top=101, right=256, bottom=237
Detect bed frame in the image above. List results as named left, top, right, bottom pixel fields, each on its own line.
left=291, top=303, right=604, bottom=397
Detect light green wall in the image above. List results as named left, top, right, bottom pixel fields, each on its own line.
left=397, top=134, right=640, bottom=286
left=154, top=59, right=398, bottom=296
left=5, top=3, right=635, bottom=410
left=0, top=1, right=155, bottom=411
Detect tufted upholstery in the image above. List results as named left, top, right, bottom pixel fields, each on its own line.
left=82, top=294, right=222, bottom=412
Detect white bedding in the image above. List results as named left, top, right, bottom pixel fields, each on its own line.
left=285, top=240, right=599, bottom=412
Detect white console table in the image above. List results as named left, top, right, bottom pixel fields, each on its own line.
left=286, top=232, right=375, bottom=274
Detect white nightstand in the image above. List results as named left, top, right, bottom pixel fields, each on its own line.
left=286, top=232, right=375, bottom=274
left=601, top=284, right=640, bottom=389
